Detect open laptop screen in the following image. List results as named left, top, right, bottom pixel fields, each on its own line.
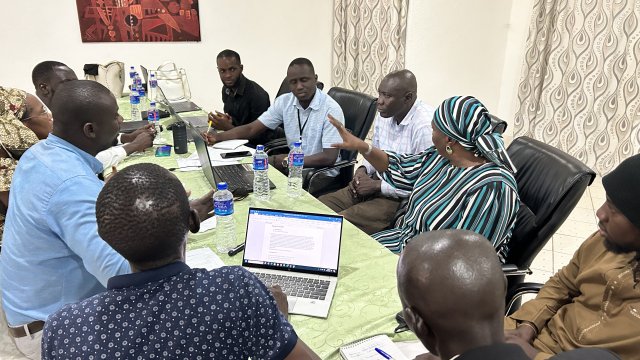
left=243, top=208, right=343, bottom=276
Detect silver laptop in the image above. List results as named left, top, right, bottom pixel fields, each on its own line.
left=242, top=208, right=343, bottom=318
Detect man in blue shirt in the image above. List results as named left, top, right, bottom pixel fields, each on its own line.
left=0, top=81, right=213, bottom=359
left=203, top=58, right=345, bottom=174
left=42, top=163, right=319, bottom=359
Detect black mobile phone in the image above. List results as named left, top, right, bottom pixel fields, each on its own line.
left=220, top=151, right=252, bottom=159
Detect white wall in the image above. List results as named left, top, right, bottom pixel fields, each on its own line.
left=0, top=0, right=333, bottom=113
left=405, top=0, right=514, bottom=114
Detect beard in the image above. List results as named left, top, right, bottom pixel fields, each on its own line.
left=603, top=236, right=636, bottom=254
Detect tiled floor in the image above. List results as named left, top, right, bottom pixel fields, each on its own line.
left=524, top=175, right=603, bottom=284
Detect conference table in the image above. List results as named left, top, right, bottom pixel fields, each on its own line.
left=0, top=98, right=417, bottom=359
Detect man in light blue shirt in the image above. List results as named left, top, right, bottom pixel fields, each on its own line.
left=203, top=58, right=345, bottom=174
left=0, top=80, right=213, bottom=359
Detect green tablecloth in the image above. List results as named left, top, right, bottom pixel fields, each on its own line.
left=117, top=100, right=417, bottom=358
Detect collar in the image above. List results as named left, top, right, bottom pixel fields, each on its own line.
left=393, top=99, right=421, bottom=127
left=46, top=134, right=103, bottom=175
left=293, top=87, right=322, bottom=111
left=107, top=261, right=190, bottom=289
left=224, top=74, right=248, bottom=97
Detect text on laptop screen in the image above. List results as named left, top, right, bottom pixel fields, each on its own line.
left=244, top=209, right=342, bottom=274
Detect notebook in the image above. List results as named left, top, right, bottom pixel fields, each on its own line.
left=242, top=208, right=343, bottom=318
left=340, top=335, right=409, bottom=360
left=188, top=122, right=275, bottom=193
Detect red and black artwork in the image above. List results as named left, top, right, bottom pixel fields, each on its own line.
left=76, top=0, right=201, bottom=42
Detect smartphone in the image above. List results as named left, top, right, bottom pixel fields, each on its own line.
left=220, top=151, right=252, bottom=159
left=155, top=145, right=172, bottom=157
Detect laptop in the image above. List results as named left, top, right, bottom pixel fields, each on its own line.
left=140, top=65, right=201, bottom=113
left=188, top=123, right=275, bottom=193
left=242, top=208, right=343, bottom=318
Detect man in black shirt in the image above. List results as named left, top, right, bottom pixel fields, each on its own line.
left=209, top=49, right=278, bottom=146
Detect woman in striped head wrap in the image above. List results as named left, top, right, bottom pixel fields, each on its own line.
left=329, top=95, right=519, bottom=256
left=0, top=86, right=53, bottom=241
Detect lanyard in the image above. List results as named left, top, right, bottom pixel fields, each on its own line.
left=297, top=109, right=311, bottom=140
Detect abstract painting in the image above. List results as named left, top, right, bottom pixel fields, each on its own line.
left=76, top=0, right=201, bottom=42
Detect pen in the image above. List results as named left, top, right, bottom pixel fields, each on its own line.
left=207, top=120, right=214, bottom=134
left=227, top=243, right=245, bottom=256
left=374, top=347, right=394, bottom=360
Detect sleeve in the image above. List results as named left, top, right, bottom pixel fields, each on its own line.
left=46, top=176, right=130, bottom=287
left=380, top=181, right=411, bottom=198
left=321, top=102, right=344, bottom=149
left=411, top=122, right=434, bottom=153
left=0, top=158, right=18, bottom=192
left=258, top=96, right=286, bottom=130
left=458, top=180, right=520, bottom=249
left=95, top=146, right=127, bottom=171
left=234, top=267, right=298, bottom=359
left=249, top=89, right=271, bottom=124
left=381, top=149, right=436, bottom=191
left=362, top=116, right=380, bottom=175
left=41, top=317, right=57, bottom=359
left=507, top=234, right=593, bottom=332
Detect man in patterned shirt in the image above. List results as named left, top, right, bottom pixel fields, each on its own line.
left=319, top=70, right=434, bottom=234
left=41, top=163, right=318, bottom=359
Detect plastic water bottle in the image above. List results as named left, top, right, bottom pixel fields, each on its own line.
left=129, top=66, right=136, bottom=88
left=147, top=101, right=159, bottom=131
left=135, top=72, right=146, bottom=111
left=148, top=73, right=158, bottom=102
left=253, top=145, right=270, bottom=200
left=130, top=89, right=142, bottom=121
left=287, top=141, right=304, bottom=198
left=213, top=182, right=236, bottom=252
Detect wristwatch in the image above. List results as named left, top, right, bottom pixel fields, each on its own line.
left=281, top=157, right=289, bottom=168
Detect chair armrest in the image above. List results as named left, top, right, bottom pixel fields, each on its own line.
left=264, top=138, right=288, bottom=154
left=505, top=282, right=544, bottom=314
left=306, top=159, right=357, bottom=186
left=502, top=264, right=533, bottom=276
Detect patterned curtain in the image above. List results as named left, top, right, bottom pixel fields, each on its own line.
left=331, top=0, right=409, bottom=97
left=514, top=0, right=640, bottom=175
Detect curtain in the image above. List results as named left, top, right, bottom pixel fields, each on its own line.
left=331, top=0, right=409, bottom=97
left=514, top=0, right=640, bottom=175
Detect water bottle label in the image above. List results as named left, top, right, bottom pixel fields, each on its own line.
left=130, top=94, right=140, bottom=105
left=149, top=79, right=157, bottom=87
left=253, top=158, right=268, bottom=171
left=147, top=110, right=158, bottom=121
left=292, top=153, right=304, bottom=167
left=214, top=199, right=234, bottom=216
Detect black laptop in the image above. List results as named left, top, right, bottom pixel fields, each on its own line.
left=188, top=123, right=275, bottom=193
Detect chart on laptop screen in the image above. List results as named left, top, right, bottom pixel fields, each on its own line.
left=244, top=209, right=342, bottom=273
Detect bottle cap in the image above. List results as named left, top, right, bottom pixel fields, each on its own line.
left=256, top=145, right=264, bottom=151
left=294, top=141, right=302, bottom=147
left=217, top=182, right=228, bottom=191
left=150, top=101, right=156, bottom=106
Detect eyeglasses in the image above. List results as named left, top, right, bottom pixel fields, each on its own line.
left=21, top=105, right=52, bottom=122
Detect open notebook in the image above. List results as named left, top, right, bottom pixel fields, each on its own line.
left=340, top=335, right=409, bottom=360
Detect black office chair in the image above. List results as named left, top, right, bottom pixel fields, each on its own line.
left=501, top=136, right=596, bottom=313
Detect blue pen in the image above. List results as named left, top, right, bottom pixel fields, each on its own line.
left=374, top=347, right=394, bottom=360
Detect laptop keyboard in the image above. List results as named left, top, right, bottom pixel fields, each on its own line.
left=213, top=165, right=252, bottom=193
left=171, top=101, right=199, bottom=113
left=254, top=272, right=330, bottom=300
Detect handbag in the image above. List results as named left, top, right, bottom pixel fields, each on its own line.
left=83, top=61, right=125, bottom=98
left=151, top=62, right=191, bottom=102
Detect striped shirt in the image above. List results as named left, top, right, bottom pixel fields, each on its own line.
left=373, top=148, right=519, bottom=254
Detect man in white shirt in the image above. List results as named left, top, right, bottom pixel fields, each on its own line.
left=31, top=61, right=153, bottom=171
left=319, top=70, right=433, bottom=234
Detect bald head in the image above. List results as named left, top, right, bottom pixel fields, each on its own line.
left=51, top=80, right=120, bottom=155
left=376, top=69, right=418, bottom=120
left=397, top=230, right=506, bottom=357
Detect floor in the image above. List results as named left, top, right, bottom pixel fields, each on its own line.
left=524, top=175, right=603, bottom=284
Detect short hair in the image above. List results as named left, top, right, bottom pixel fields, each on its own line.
left=288, top=58, right=315, bottom=73
left=216, top=49, right=241, bottom=63
left=32, top=61, right=69, bottom=86
left=96, top=163, right=191, bottom=265
left=50, top=80, right=112, bottom=130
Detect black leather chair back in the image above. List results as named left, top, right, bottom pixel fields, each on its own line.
left=326, top=87, right=377, bottom=162
left=504, top=136, right=596, bottom=268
